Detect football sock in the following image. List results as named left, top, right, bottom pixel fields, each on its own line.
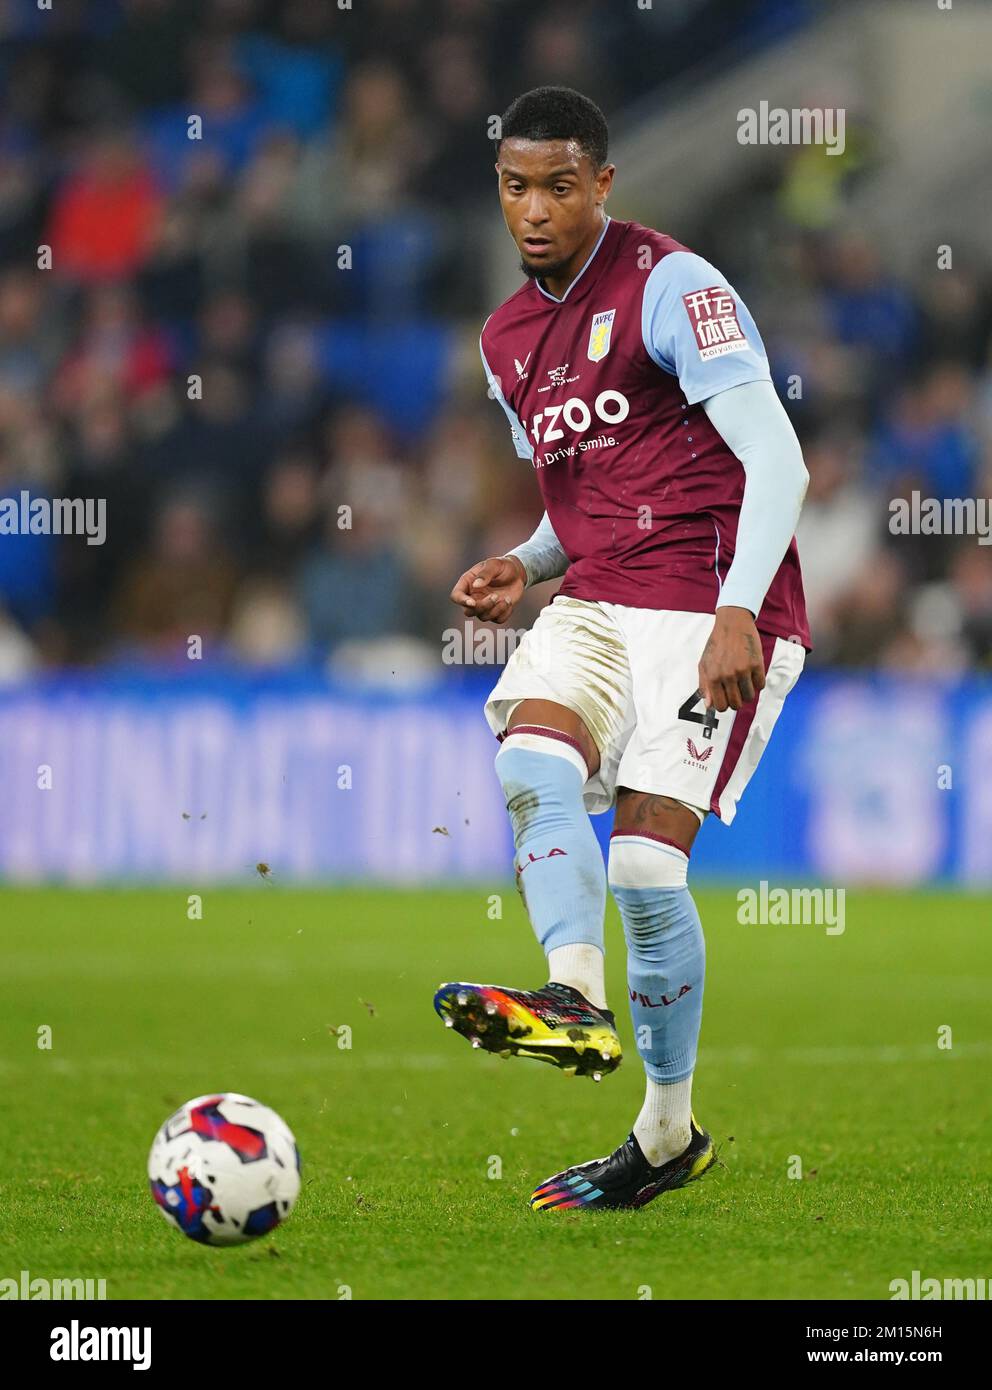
left=546, top=942, right=607, bottom=1011
left=632, top=1074, right=693, bottom=1167
left=494, top=732, right=607, bottom=1005
left=609, top=832, right=704, bottom=1165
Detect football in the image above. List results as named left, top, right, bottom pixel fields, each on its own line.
left=147, top=1093, right=301, bottom=1246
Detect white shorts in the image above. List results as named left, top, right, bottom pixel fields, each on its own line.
left=485, top=595, right=805, bottom=823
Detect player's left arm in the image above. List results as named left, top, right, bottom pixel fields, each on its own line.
left=698, top=380, right=808, bottom=711
left=642, top=250, right=809, bottom=711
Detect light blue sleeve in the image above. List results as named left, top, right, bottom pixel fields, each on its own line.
left=504, top=511, right=569, bottom=587
left=479, top=330, right=533, bottom=461
left=641, top=251, right=772, bottom=405
left=701, top=380, right=809, bottom=617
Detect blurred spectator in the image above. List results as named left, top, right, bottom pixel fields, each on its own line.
left=418, top=34, right=493, bottom=205
left=829, top=550, right=912, bottom=668
left=227, top=576, right=307, bottom=666
left=911, top=545, right=992, bottom=671
left=258, top=320, right=337, bottom=435
left=297, top=508, right=419, bottom=652
left=141, top=360, right=270, bottom=527
left=197, top=288, right=260, bottom=377
left=144, top=38, right=269, bottom=190
left=821, top=233, right=919, bottom=368
left=53, top=284, right=173, bottom=409
left=256, top=450, right=323, bottom=577
left=112, top=495, right=239, bottom=657
left=0, top=268, right=55, bottom=394
left=951, top=546, right=992, bottom=668
left=326, top=62, right=425, bottom=223
left=794, top=426, right=877, bottom=642
left=517, top=8, right=618, bottom=116
left=869, top=363, right=980, bottom=503
left=46, top=131, right=164, bottom=282
left=918, top=258, right=992, bottom=370
left=235, top=1, right=342, bottom=140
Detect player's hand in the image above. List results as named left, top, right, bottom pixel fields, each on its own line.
left=450, top=556, right=527, bottom=625
left=698, top=606, right=766, bottom=712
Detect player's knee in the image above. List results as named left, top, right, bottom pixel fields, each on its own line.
left=494, top=739, right=585, bottom=847
left=609, top=791, right=707, bottom=891
left=609, top=834, right=689, bottom=891
left=613, top=790, right=704, bottom=859
left=507, top=699, right=600, bottom=775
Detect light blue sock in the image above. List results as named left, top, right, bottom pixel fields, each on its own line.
left=609, top=884, right=705, bottom=1082
left=494, top=741, right=606, bottom=954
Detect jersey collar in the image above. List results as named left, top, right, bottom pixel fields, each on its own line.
left=534, top=216, right=613, bottom=305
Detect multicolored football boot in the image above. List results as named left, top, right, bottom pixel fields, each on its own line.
left=433, top=980, right=622, bottom=1080
left=530, top=1116, right=717, bottom=1211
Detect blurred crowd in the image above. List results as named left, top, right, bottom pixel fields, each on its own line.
left=0, top=0, right=989, bottom=682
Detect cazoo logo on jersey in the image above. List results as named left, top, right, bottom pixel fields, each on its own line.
left=527, top=389, right=629, bottom=461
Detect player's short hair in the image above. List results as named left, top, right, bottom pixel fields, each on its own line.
left=496, top=87, right=609, bottom=170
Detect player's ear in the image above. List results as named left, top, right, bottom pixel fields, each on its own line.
left=596, top=163, right=616, bottom=204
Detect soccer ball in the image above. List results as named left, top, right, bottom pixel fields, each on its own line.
left=148, top=1093, right=301, bottom=1246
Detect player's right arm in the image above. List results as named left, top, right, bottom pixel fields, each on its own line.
left=453, top=328, right=570, bottom=624
left=450, top=511, right=569, bottom=624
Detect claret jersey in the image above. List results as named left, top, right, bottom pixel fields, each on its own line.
left=480, top=217, right=809, bottom=647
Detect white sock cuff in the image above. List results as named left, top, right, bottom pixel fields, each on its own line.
left=608, top=834, right=689, bottom=889
left=546, top=943, right=607, bottom=1010
left=496, top=727, right=589, bottom=782
left=633, top=1074, right=694, bottom=1165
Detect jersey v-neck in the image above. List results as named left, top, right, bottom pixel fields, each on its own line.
left=533, top=216, right=615, bottom=306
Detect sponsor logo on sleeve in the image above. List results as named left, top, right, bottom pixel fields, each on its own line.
left=682, top=287, right=749, bottom=360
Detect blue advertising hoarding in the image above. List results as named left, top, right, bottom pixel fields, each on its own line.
left=0, top=670, right=988, bottom=885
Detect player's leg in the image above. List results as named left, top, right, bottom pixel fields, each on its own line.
left=500, top=698, right=606, bottom=1008
left=531, top=612, right=804, bottom=1210
left=609, top=789, right=708, bottom=1167
left=435, top=597, right=633, bottom=1078
left=530, top=792, right=717, bottom=1211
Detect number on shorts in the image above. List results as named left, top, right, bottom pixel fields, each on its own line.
left=678, top=689, right=720, bottom=741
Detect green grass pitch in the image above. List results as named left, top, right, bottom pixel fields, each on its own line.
left=1, top=885, right=989, bottom=1301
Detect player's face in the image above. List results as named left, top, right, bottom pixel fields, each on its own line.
left=496, top=138, right=614, bottom=291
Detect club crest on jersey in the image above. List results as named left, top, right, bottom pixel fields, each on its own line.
left=587, top=308, right=616, bottom=362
